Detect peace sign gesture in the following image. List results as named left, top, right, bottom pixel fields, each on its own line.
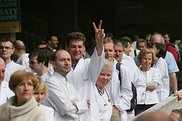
left=92, top=20, right=105, bottom=56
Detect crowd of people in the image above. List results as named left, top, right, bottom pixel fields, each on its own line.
left=0, top=20, right=182, bottom=121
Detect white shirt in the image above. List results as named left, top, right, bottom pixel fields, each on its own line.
left=44, top=72, right=89, bottom=121
left=134, top=67, right=160, bottom=104
left=16, top=53, right=29, bottom=68
left=39, top=104, right=55, bottom=121
left=5, top=61, right=25, bottom=82
left=129, top=48, right=140, bottom=58
left=107, top=59, right=133, bottom=121
left=41, top=71, right=53, bottom=82
left=94, top=85, right=112, bottom=121
left=153, top=57, right=170, bottom=101
left=122, top=54, right=140, bottom=83
left=0, top=81, right=14, bottom=105
left=66, top=48, right=105, bottom=121
left=123, top=53, right=136, bottom=65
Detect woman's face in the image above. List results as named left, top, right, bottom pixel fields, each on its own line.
left=141, top=53, right=153, bottom=69
left=96, top=67, right=112, bottom=89
left=14, top=78, right=34, bottom=105
left=33, top=90, right=45, bottom=106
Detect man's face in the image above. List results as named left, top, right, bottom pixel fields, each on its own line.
left=48, top=36, right=58, bottom=49
left=29, top=55, right=40, bottom=74
left=114, top=45, right=123, bottom=62
left=0, top=42, right=14, bottom=61
left=138, top=42, right=146, bottom=50
left=104, top=43, right=114, bottom=62
left=123, top=42, right=131, bottom=55
left=53, top=50, right=71, bottom=77
left=67, top=40, right=84, bottom=62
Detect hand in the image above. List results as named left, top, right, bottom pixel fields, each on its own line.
left=86, top=100, right=90, bottom=107
left=174, top=91, right=182, bottom=100
left=146, top=88, right=155, bottom=92
left=93, top=20, right=105, bottom=42
left=92, top=20, right=105, bottom=56
left=113, top=106, right=120, bottom=114
left=70, top=100, right=78, bottom=110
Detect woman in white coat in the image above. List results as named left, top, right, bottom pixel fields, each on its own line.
left=152, top=42, right=170, bottom=101
left=94, top=59, right=113, bottom=121
left=33, top=77, right=55, bottom=121
left=134, top=48, right=160, bottom=115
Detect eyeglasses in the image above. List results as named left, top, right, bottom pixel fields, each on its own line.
left=0, top=46, right=13, bottom=50
left=29, top=61, right=38, bottom=65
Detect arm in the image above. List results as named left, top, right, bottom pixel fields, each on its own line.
left=170, top=72, right=182, bottom=99
left=169, top=72, right=178, bottom=94
left=46, top=79, right=88, bottom=118
left=89, top=20, right=105, bottom=83
left=114, top=65, right=133, bottom=111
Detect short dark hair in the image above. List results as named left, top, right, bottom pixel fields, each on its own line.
left=29, top=48, right=53, bottom=67
left=66, top=32, right=86, bottom=46
left=136, top=39, right=147, bottom=49
left=0, top=40, right=14, bottom=48
left=120, top=36, right=132, bottom=48
left=46, top=34, right=58, bottom=43
left=152, top=42, right=167, bottom=58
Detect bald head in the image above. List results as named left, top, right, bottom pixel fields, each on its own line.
left=52, top=49, right=71, bottom=77
left=12, top=40, right=26, bottom=61
left=0, top=57, right=5, bottom=83
left=14, top=40, right=26, bottom=50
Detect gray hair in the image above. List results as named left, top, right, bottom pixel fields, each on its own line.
left=103, top=59, right=114, bottom=72
left=150, top=32, right=165, bottom=44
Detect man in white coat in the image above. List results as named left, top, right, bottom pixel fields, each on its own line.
left=0, top=40, right=25, bottom=82
left=0, top=57, right=14, bottom=105
left=103, top=38, right=133, bottom=121
left=44, top=50, right=89, bottom=121
left=66, top=20, right=105, bottom=121
left=13, top=40, right=29, bottom=69
left=28, top=48, right=54, bottom=81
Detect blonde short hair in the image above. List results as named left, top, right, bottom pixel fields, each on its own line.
left=9, top=70, right=39, bottom=92
left=34, top=76, right=48, bottom=97
left=138, top=48, right=158, bottom=64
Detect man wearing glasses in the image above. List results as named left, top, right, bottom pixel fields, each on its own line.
left=28, top=48, right=54, bottom=81
left=0, top=40, right=25, bottom=82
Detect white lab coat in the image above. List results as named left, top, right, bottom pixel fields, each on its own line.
left=16, top=53, right=29, bottom=68
left=134, top=67, right=160, bottom=104
left=66, top=48, right=105, bottom=121
left=44, top=72, right=89, bottom=121
left=39, top=104, right=55, bottom=121
left=107, top=59, right=133, bottom=121
left=94, top=86, right=112, bottom=121
left=122, top=55, right=140, bottom=119
left=153, top=57, right=170, bottom=101
left=0, top=81, right=14, bottom=105
left=5, top=61, right=25, bottom=82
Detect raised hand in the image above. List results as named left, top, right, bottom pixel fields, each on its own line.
left=92, top=20, right=105, bottom=56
